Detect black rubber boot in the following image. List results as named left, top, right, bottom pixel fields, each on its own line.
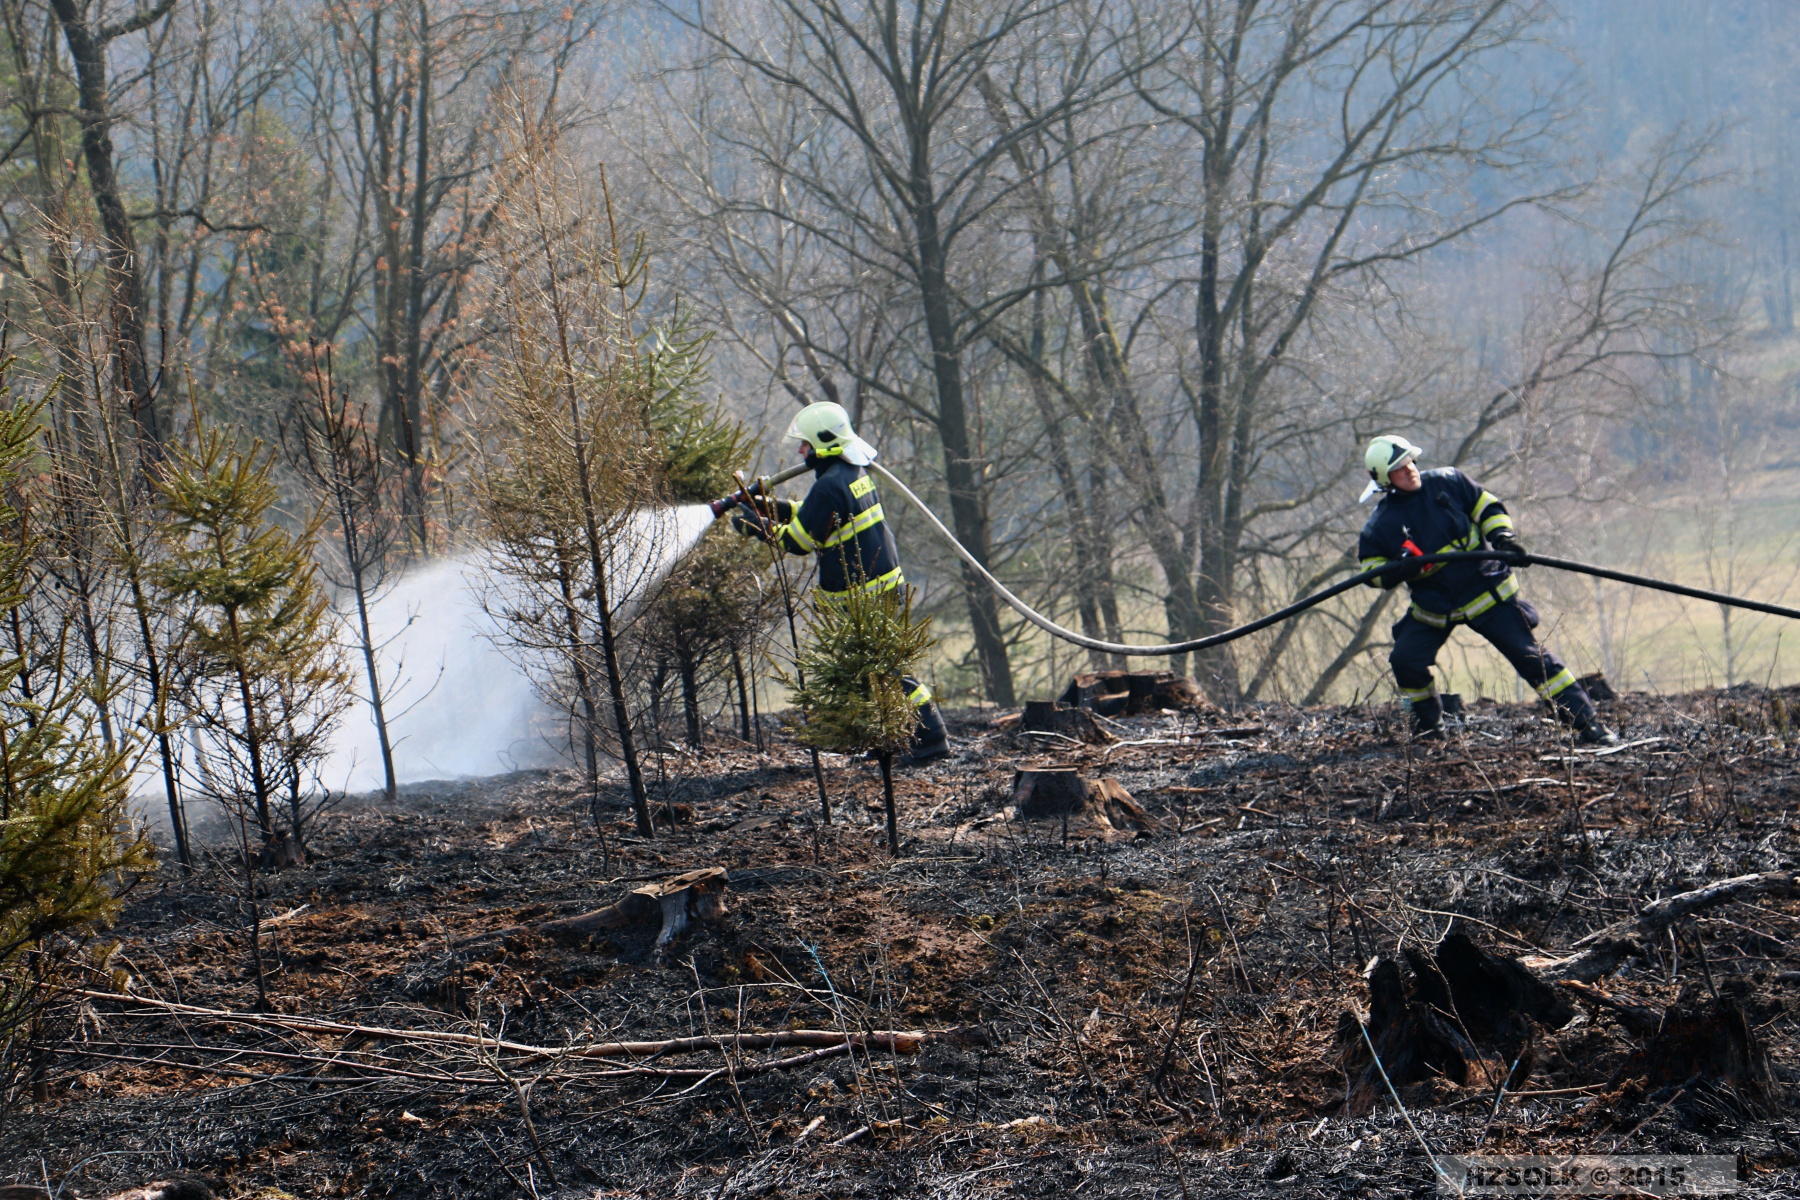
left=1576, top=720, right=1621, bottom=747
left=902, top=699, right=951, bottom=766
left=1410, top=694, right=1444, bottom=740
left=1553, top=686, right=1617, bottom=746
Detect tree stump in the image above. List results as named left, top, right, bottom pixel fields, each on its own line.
left=463, top=867, right=731, bottom=951
left=1629, top=982, right=1773, bottom=1105
left=1345, top=930, right=1573, bottom=1114
left=1018, top=700, right=1111, bottom=744
left=1011, top=768, right=1091, bottom=818
left=1058, top=670, right=1215, bottom=715
left=1009, top=770, right=1159, bottom=836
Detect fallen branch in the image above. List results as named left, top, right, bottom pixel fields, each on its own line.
left=1528, top=872, right=1795, bottom=982
left=76, top=991, right=930, bottom=1061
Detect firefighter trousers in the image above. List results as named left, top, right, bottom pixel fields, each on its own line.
left=1389, top=597, right=1595, bottom=728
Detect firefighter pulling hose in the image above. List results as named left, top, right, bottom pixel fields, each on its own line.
left=712, top=410, right=1800, bottom=739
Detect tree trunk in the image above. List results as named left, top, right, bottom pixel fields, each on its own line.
left=678, top=650, right=702, bottom=748
left=554, top=540, right=601, bottom=796
left=49, top=0, right=174, bottom=454
left=879, top=750, right=898, bottom=856
left=732, top=647, right=753, bottom=745
left=911, top=191, right=1015, bottom=706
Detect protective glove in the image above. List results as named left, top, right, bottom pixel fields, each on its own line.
left=1379, top=558, right=1424, bottom=589
left=731, top=498, right=797, bottom=543
left=1489, top=531, right=1528, bottom=567
left=731, top=510, right=776, bottom=542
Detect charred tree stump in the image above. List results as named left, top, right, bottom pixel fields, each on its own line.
left=1621, top=983, right=1774, bottom=1108
left=1011, top=768, right=1090, bottom=818
left=1057, top=671, right=1216, bottom=716
left=464, top=868, right=730, bottom=951
left=1019, top=700, right=1111, bottom=744
left=1346, top=931, right=1573, bottom=1114
left=1009, top=770, right=1159, bottom=835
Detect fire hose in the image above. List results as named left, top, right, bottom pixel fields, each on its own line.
left=711, top=462, right=1800, bottom=657
left=861, top=464, right=1800, bottom=658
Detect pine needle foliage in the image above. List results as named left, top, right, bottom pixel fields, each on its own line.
left=785, top=585, right=931, bottom=758
left=0, top=372, right=153, bottom=1075
left=151, top=424, right=349, bottom=851
left=784, top=584, right=933, bottom=854
left=641, top=313, right=750, bottom=503
left=639, top=527, right=779, bottom=747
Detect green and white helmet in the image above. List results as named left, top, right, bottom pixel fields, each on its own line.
left=1358, top=434, right=1424, bottom=503
left=786, top=401, right=877, bottom=465
left=1364, top=435, right=1423, bottom=487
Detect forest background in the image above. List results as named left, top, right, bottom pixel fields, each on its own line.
left=3, top=0, right=1798, bottom=811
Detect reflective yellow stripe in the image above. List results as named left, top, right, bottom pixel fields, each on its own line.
left=1361, top=556, right=1391, bottom=572
left=1535, top=667, right=1577, bottom=699
left=820, top=503, right=884, bottom=548
left=856, top=565, right=904, bottom=593
left=1410, top=574, right=1520, bottom=626
left=815, top=567, right=905, bottom=606
left=1481, top=513, right=1515, bottom=536
left=1471, top=490, right=1502, bottom=525
left=907, top=684, right=933, bottom=706
left=1399, top=684, right=1437, bottom=702
left=781, top=520, right=817, bottom=552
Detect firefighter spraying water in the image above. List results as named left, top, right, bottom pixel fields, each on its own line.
left=714, top=402, right=951, bottom=766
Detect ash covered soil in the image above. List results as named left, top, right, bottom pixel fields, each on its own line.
left=10, top=689, right=1800, bottom=1198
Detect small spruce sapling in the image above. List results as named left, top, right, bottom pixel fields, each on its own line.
left=783, top=585, right=933, bottom=855
left=0, top=375, right=154, bottom=1081
left=152, top=424, right=351, bottom=860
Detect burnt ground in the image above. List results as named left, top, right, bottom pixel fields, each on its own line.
left=7, top=687, right=1800, bottom=1198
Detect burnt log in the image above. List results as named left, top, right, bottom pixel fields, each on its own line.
left=1529, top=871, right=1795, bottom=983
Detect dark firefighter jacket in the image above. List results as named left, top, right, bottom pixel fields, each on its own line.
left=774, top=457, right=903, bottom=595
left=1357, top=467, right=1518, bottom=627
